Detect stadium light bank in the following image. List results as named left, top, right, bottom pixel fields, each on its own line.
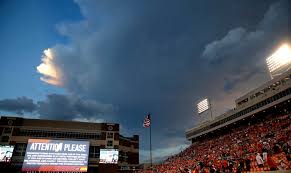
left=196, top=98, right=213, bottom=121
left=197, top=98, right=210, bottom=114
left=266, top=43, right=291, bottom=79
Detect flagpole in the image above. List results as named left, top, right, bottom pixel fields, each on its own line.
left=150, top=120, right=152, bottom=170
left=144, top=113, right=153, bottom=171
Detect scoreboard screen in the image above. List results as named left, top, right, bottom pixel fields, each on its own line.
left=22, top=139, right=89, bottom=172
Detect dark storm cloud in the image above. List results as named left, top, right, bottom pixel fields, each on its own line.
left=0, top=97, right=37, bottom=114
left=0, top=95, right=113, bottom=121
left=200, top=0, right=288, bottom=109
left=37, top=94, right=113, bottom=120
left=202, top=0, right=288, bottom=63
left=28, top=0, right=290, bottom=161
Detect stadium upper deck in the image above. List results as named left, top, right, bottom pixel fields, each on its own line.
left=186, top=69, right=291, bottom=142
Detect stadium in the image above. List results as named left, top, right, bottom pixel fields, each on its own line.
left=138, top=44, right=291, bottom=172
left=0, top=1, right=289, bottom=172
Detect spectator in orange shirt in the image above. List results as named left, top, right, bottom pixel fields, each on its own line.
left=267, top=154, right=278, bottom=171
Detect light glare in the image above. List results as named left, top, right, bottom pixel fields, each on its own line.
left=266, top=44, right=291, bottom=73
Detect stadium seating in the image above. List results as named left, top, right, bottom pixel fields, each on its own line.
left=139, top=113, right=291, bottom=173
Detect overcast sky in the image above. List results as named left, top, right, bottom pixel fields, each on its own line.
left=0, top=0, right=289, bottom=162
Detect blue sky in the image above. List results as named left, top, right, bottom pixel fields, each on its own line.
left=0, top=0, right=82, bottom=100
left=0, top=0, right=289, bottom=162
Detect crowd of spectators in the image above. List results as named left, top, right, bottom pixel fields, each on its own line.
left=140, top=113, right=291, bottom=173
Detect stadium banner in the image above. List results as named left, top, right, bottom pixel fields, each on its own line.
left=0, top=145, right=14, bottom=162
left=99, top=149, right=119, bottom=164
left=22, top=139, right=89, bottom=172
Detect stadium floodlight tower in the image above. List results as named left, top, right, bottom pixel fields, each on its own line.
left=196, top=98, right=213, bottom=123
left=266, top=43, right=291, bottom=79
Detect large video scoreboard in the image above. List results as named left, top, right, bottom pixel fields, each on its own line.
left=22, top=139, right=89, bottom=172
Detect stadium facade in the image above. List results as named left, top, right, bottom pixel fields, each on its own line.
left=0, top=117, right=139, bottom=173
left=186, top=69, right=291, bottom=142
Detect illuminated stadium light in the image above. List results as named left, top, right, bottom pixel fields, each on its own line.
left=197, top=98, right=210, bottom=114
left=266, top=44, right=291, bottom=78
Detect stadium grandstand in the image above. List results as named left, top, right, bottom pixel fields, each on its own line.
left=139, top=64, right=291, bottom=172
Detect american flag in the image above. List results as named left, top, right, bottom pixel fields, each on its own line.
left=143, top=114, right=151, bottom=128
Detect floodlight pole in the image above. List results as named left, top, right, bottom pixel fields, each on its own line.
left=209, top=98, right=213, bottom=120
